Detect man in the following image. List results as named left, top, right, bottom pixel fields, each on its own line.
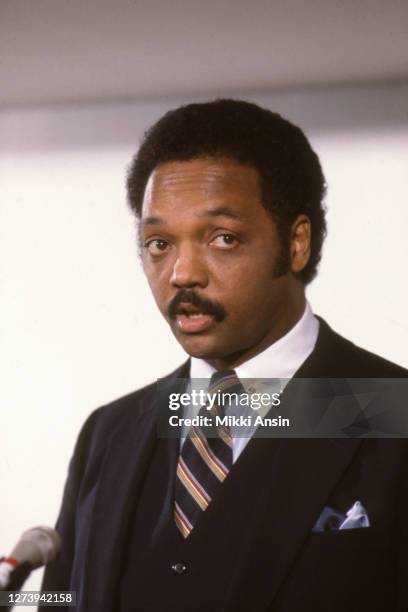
left=41, top=99, right=408, bottom=611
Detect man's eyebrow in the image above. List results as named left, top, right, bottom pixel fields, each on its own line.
left=198, top=206, right=242, bottom=220
left=139, top=217, right=162, bottom=226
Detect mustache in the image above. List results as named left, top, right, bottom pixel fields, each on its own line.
left=167, top=289, right=226, bottom=322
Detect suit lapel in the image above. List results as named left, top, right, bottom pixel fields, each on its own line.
left=82, top=365, right=189, bottom=612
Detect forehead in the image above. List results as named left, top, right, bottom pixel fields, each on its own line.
left=141, top=157, right=262, bottom=218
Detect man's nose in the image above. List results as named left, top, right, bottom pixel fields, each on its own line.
left=170, top=247, right=208, bottom=288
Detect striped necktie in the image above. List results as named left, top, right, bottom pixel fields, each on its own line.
left=174, top=370, right=244, bottom=538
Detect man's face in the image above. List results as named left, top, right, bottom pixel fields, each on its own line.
left=140, top=157, right=307, bottom=367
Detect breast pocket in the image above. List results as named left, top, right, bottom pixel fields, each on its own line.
left=275, top=527, right=396, bottom=612
left=308, top=525, right=393, bottom=558
left=301, top=526, right=394, bottom=590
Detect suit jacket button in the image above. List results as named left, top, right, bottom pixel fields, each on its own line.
left=172, top=561, right=187, bottom=574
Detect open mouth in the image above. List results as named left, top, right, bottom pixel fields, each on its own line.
left=174, top=303, right=216, bottom=333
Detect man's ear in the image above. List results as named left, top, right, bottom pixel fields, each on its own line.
left=290, top=215, right=311, bottom=273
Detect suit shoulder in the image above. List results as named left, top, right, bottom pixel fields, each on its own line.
left=96, top=378, right=158, bottom=421
left=77, top=360, right=190, bottom=450
left=317, top=317, right=408, bottom=377
left=67, top=381, right=155, bottom=471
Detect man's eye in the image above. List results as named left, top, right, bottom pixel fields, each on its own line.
left=210, top=234, right=238, bottom=249
left=145, top=239, right=169, bottom=255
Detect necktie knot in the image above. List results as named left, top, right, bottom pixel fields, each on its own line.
left=208, top=369, right=244, bottom=398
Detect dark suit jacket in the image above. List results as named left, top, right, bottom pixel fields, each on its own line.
left=40, top=318, right=408, bottom=612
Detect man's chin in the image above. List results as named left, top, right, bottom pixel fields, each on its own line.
left=173, top=330, right=227, bottom=361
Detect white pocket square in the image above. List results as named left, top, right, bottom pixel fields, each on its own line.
left=312, top=501, right=370, bottom=532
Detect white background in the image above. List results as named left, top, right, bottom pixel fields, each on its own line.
left=1, top=82, right=408, bottom=592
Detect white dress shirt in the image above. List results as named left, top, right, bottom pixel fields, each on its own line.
left=183, top=302, right=319, bottom=462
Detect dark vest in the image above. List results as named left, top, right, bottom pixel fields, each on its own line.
left=117, top=435, right=280, bottom=611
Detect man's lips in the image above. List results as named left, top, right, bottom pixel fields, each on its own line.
left=175, top=312, right=216, bottom=333
left=173, top=302, right=216, bottom=333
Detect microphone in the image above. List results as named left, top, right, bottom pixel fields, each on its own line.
left=0, top=526, right=60, bottom=590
